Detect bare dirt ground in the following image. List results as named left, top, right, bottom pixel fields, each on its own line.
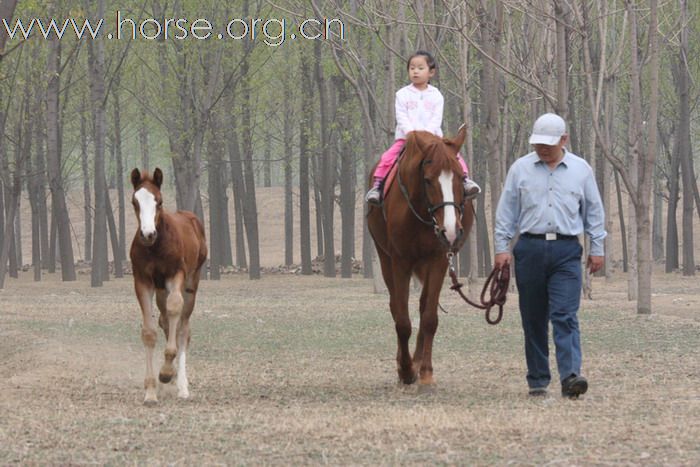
left=1, top=269, right=698, bottom=465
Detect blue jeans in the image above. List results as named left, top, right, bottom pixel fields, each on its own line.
left=513, top=236, right=583, bottom=389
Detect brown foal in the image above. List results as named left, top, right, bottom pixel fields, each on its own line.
left=129, top=168, right=207, bottom=405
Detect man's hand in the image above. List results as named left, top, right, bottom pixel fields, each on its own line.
left=587, top=255, right=604, bottom=274
left=494, top=253, right=511, bottom=270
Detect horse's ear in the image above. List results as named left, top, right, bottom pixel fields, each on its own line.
left=153, top=168, right=163, bottom=188
left=130, top=168, right=141, bottom=188
left=449, top=123, right=467, bottom=151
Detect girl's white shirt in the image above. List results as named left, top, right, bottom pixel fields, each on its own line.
left=394, top=84, right=444, bottom=140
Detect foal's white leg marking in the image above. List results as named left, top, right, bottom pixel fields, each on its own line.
left=134, top=188, right=157, bottom=238
left=438, top=170, right=458, bottom=244
left=177, top=349, right=189, bottom=399
left=138, top=287, right=158, bottom=404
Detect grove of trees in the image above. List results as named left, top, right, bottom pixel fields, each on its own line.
left=1, top=0, right=698, bottom=315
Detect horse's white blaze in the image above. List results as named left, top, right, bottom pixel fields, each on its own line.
left=135, top=188, right=157, bottom=238
left=439, top=170, right=458, bottom=244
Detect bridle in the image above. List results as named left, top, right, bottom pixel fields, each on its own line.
left=395, top=154, right=465, bottom=247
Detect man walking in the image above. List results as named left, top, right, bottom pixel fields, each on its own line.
left=494, top=113, right=606, bottom=398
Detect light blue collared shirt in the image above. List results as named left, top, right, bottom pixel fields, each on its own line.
left=494, top=150, right=607, bottom=256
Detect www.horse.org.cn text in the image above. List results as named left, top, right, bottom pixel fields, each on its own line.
left=1, top=12, right=346, bottom=47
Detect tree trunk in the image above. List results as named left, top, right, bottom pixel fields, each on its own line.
left=46, top=33, right=76, bottom=281
left=478, top=2, right=504, bottom=230
left=315, top=41, right=336, bottom=277
left=458, top=5, right=477, bottom=279
left=88, top=0, right=108, bottom=287
left=36, top=121, right=49, bottom=270
left=227, top=112, right=247, bottom=269
left=0, top=184, right=21, bottom=289
left=554, top=1, right=570, bottom=120
left=27, top=99, right=41, bottom=281
left=632, top=0, right=660, bottom=314
left=139, top=77, right=150, bottom=171
left=284, top=81, right=294, bottom=266
left=263, top=128, right=272, bottom=188
left=113, top=79, right=125, bottom=276
left=48, top=210, right=56, bottom=273
left=240, top=59, right=261, bottom=280
left=0, top=0, right=18, bottom=58
left=207, top=114, right=227, bottom=280
left=312, top=155, right=323, bottom=259
left=81, top=99, right=92, bottom=262
left=652, top=175, right=664, bottom=262
left=104, top=188, right=119, bottom=281
left=299, top=55, right=313, bottom=275
left=678, top=0, right=695, bottom=276
left=626, top=1, right=641, bottom=302
left=336, top=77, right=355, bottom=278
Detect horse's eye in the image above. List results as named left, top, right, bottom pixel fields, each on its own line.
left=157, top=201, right=163, bottom=208
left=423, top=178, right=431, bottom=185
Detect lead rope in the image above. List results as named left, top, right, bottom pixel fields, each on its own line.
left=446, top=253, right=509, bottom=325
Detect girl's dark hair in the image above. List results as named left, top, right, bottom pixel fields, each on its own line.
left=407, top=50, right=437, bottom=71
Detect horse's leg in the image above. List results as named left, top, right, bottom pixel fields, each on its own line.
left=390, top=258, right=415, bottom=384
left=155, top=288, right=173, bottom=383
left=413, top=265, right=429, bottom=373
left=159, top=271, right=185, bottom=384
left=155, top=288, right=168, bottom=338
left=176, top=273, right=199, bottom=399
left=417, top=259, right=447, bottom=386
left=375, top=248, right=394, bottom=293
left=135, top=280, right=158, bottom=405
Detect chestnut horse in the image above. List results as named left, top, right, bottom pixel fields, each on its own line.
left=367, top=128, right=474, bottom=387
left=129, top=168, right=207, bottom=405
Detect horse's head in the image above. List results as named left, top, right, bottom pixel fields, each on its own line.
left=404, top=126, right=468, bottom=251
left=130, top=167, right=164, bottom=247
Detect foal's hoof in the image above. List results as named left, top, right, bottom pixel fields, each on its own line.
left=143, top=396, right=158, bottom=407
left=417, top=383, right=436, bottom=395
left=159, top=371, right=174, bottom=384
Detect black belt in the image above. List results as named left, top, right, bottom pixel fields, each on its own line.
left=522, top=232, right=578, bottom=241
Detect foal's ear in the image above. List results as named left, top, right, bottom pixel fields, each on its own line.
left=130, top=168, right=141, bottom=188
left=153, top=168, right=163, bottom=188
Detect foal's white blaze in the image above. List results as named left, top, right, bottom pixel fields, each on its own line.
left=135, top=188, right=157, bottom=238
left=438, top=170, right=458, bottom=244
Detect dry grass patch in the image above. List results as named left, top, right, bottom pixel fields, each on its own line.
left=0, top=272, right=698, bottom=464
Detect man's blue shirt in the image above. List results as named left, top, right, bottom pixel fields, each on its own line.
left=494, top=150, right=607, bottom=256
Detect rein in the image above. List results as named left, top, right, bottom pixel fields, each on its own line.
left=446, top=253, right=509, bottom=325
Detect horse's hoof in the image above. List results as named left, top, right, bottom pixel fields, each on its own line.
left=419, top=374, right=435, bottom=386
left=417, top=382, right=436, bottom=395
left=143, top=397, right=158, bottom=407
left=159, top=372, right=174, bottom=384
left=398, top=371, right=417, bottom=385
left=177, top=389, right=190, bottom=399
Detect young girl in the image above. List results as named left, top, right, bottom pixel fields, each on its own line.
left=366, top=51, right=481, bottom=204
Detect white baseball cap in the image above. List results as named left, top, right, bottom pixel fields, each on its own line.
left=529, top=113, right=566, bottom=146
